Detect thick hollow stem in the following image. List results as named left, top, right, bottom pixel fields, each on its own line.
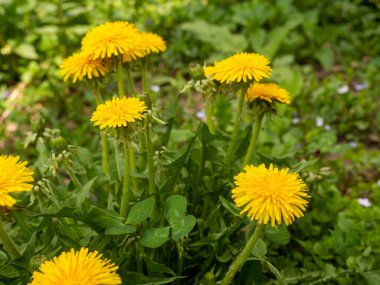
left=141, top=59, right=149, bottom=94
left=220, top=223, right=264, bottom=285
left=101, top=132, right=110, bottom=179
left=130, top=146, right=139, bottom=195
left=242, top=112, right=264, bottom=169
left=145, top=112, right=156, bottom=195
left=125, top=66, right=136, bottom=96
left=117, top=59, right=126, bottom=97
left=92, top=84, right=110, bottom=181
left=225, top=89, right=246, bottom=164
left=0, top=219, right=21, bottom=259
left=120, top=134, right=132, bottom=219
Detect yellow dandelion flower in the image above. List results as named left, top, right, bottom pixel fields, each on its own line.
left=123, top=32, right=167, bottom=62
left=60, top=52, right=107, bottom=83
left=246, top=83, right=290, bottom=104
left=29, top=247, right=121, bottom=285
left=204, top=52, right=272, bottom=83
left=91, top=97, right=147, bottom=129
left=0, top=155, right=33, bottom=207
left=232, top=164, right=309, bottom=227
left=81, top=21, right=143, bottom=59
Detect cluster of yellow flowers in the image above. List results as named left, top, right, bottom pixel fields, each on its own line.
left=204, top=52, right=290, bottom=105
left=204, top=52, right=308, bottom=227
left=60, top=21, right=166, bottom=83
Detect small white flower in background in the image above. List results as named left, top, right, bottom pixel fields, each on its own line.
left=358, top=198, right=371, bottom=208
left=337, top=85, right=349, bottom=94
left=151, top=85, right=160, bottom=93
left=324, top=124, right=331, bottom=131
left=196, top=110, right=206, bottom=121
left=377, top=180, right=380, bottom=187
left=354, top=82, right=368, bottom=91
left=348, top=141, right=358, bottom=148
left=292, top=116, right=301, bottom=124
left=316, top=117, right=324, bottom=127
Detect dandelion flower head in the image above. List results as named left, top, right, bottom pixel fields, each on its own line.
left=81, top=21, right=142, bottom=59
left=246, top=83, right=290, bottom=104
left=60, top=52, right=107, bottom=83
left=123, top=32, right=167, bottom=62
left=204, top=52, right=272, bottom=83
left=29, top=247, right=121, bottom=285
left=232, top=164, right=308, bottom=227
left=0, top=155, right=33, bottom=207
left=91, top=97, right=147, bottom=129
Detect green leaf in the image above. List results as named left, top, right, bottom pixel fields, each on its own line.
left=292, top=159, right=319, bottom=173
left=180, top=20, right=248, bottom=53
left=126, top=197, right=155, bottom=225
left=251, top=238, right=267, bottom=257
left=105, top=225, right=136, bottom=235
left=124, top=272, right=179, bottom=285
left=265, top=225, right=290, bottom=245
left=143, top=256, right=176, bottom=276
left=165, top=195, right=187, bottom=225
left=171, top=215, right=197, bottom=241
left=87, top=206, right=124, bottom=229
left=219, top=196, right=241, bottom=217
left=75, top=178, right=96, bottom=209
left=0, top=264, right=19, bottom=278
left=141, top=227, right=170, bottom=248
left=362, top=271, right=380, bottom=285
left=14, top=43, right=38, bottom=59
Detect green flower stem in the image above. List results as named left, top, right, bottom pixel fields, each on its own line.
left=92, top=84, right=110, bottom=181
left=130, top=146, right=139, bottom=196
left=225, top=88, right=247, bottom=164
left=92, top=82, right=103, bottom=104
left=120, top=133, right=132, bottom=219
left=205, top=95, right=215, bottom=134
left=117, top=59, right=126, bottom=97
left=113, top=140, right=122, bottom=181
left=145, top=111, right=156, bottom=194
left=0, top=219, right=21, bottom=259
left=141, top=59, right=149, bottom=93
left=125, top=66, right=136, bottom=96
left=63, top=160, right=82, bottom=190
left=220, top=223, right=264, bottom=285
left=101, top=133, right=110, bottom=178
left=124, top=65, right=139, bottom=191
left=242, top=112, right=264, bottom=168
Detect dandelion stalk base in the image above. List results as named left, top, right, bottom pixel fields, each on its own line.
left=220, top=223, right=264, bottom=285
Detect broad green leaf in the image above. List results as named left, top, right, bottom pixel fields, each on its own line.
left=143, top=256, right=176, bottom=276
left=141, top=227, right=170, bottom=248
left=105, top=225, right=136, bottom=235
left=87, top=206, right=124, bottom=229
left=75, top=178, right=96, bottom=209
left=165, top=195, right=187, bottom=225
left=362, top=271, right=380, bottom=285
left=181, top=20, right=248, bottom=53
left=265, top=225, right=290, bottom=245
left=251, top=238, right=267, bottom=257
left=171, top=215, right=197, bottom=241
left=126, top=197, right=155, bottom=225
left=14, top=43, right=38, bottom=59
left=0, top=264, right=19, bottom=278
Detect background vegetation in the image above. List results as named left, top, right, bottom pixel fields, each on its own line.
left=1, top=0, right=380, bottom=284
